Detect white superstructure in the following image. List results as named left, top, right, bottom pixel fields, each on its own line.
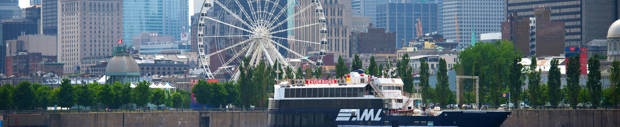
left=272, top=72, right=418, bottom=110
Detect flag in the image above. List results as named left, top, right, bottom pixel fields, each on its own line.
left=117, top=40, right=123, bottom=44
left=502, top=93, right=509, bottom=97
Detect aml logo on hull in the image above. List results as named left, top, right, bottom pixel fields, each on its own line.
left=335, top=109, right=382, bottom=121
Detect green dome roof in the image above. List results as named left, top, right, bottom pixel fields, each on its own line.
left=105, top=56, right=140, bottom=76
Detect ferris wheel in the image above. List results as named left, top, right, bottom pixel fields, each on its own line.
left=197, top=0, right=328, bottom=80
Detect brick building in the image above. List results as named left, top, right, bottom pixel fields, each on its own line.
left=350, top=26, right=396, bottom=55
left=502, top=8, right=565, bottom=57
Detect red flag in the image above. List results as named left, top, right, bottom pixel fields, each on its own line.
left=118, top=40, right=123, bottom=44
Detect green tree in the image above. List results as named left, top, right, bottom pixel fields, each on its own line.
left=238, top=57, right=253, bottom=106
left=528, top=56, right=542, bottom=107
left=35, top=86, right=52, bottom=108
left=14, top=82, right=35, bottom=110
left=368, top=56, right=378, bottom=76
left=548, top=59, right=562, bottom=107
left=58, top=79, right=74, bottom=107
left=540, top=84, right=549, bottom=106
left=313, top=67, right=323, bottom=79
left=75, top=85, right=95, bottom=109
left=177, top=90, right=192, bottom=108
left=151, top=89, right=166, bottom=107
left=378, top=64, right=384, bottom=77
left=285, top=66, right=294, bottom=79
left=296, top=66, right=304, bottom=79
left=455, top=41, right=519, bottom=106
left=133, top=81, right=151, bottom=108
left=171, top=92, right=184, bottom=108
left=112, top=82, right=131, bottom=108
left=578, top=89, right=590, bottom=104
left=192, top=80, right=210, bottom=106
left=0, top=85, right=14, bottom=110
left=586, top=55, right=602, bottom=106
left=250, top=61, right=271, bottom=107
left=336, top=56, right=349, bottom=78
left=398, top=54, right=414, bottom=93
left=509, top=57, right=523, bottom=108
left=195, top=82, right=229, bottom=107
left=566, top=56, right=581, bottom=107
left=223, top=82, right=240, bottom=105
left=602, top=87, right=617, bottom=106
left=351, top=54, right=363, bottom=71
left=49, top=88, right=59, bottom=107
left=610, top=61, right=620, bottom=106
left=97, top=84, right=114, bottom=107
left=419, top=58, right=432, bottom=103
left=436, top=59, right=451, bottom=106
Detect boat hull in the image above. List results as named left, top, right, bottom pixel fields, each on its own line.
left=269, top=99, right=510, bottom=127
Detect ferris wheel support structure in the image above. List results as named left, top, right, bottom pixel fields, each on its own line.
left=197, top=0, right=328, bottom=80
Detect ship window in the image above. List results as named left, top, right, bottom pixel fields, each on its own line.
left=295, top=88, right=302, bottom=98
left=336, top=88, right=341, bottom=97
left=311, top=88, right=317, bottom=97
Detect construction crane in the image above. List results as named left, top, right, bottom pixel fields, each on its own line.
left=454, top=14, right=460, bottom=48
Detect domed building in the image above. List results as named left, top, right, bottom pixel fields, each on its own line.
left=608, top=19, right=620, bottom=61
left=105, top=45, right=140, bottom=84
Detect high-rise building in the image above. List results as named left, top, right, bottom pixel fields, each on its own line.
left=123, top=0, right=163, bottom=47
left=350, top=26, right=396, bottom=55
left=6, top=35, right=57, bottom=57
left=162, top=0, right=188, bottom=41
left=323, top=0, right=352, bottom=57
left=507, top=0, right=581, bottom=47
left=58, top=0, right=123, bottom=74
left=30, top=0, right=42, bottom=5
left=377, top=1, right=438, bottom=49
left=353, top=0, right=437, bottom=27
left=123, top=0, right=188, bottom=47
left=42, top=0, right=58, bottom=35
left=190, top=13, right=199, bottom=52
left=582, top=0, right=619, bottom=45
left=352, top=0, right=361, bottom=16
left=0, top=0, right=21, bottom=21
left=353, top=0, right=388, bottom=25
left=351, top=16, right=370, bottom=33
left=502, top=8, right=565, bottom=57
left=506, top=0, right=618, bottom=47
left=442, top=0, right=505, bottom=48
left=23, top=6, right=41, bottom=33
left=1, top=20, right=38, bottom=74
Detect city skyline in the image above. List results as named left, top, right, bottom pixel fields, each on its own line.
left=0, top=0, right=616, bottom=78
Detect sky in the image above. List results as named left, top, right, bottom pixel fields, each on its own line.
left=18, top=0, right=29, bottom=8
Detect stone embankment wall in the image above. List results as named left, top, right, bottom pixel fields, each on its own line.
left=2, top=111, right=267, bottom=127
left=502, top=109, right=620, bottom=127
left=3, top=110, right=618, bottom=127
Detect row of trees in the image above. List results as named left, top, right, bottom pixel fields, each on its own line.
left=336, top=55, right=387, bottom=78
left=0, top=79, right=192, bottom=110
left=192, top=57, right=275, bottom=108
left=418, top=57, right=455, bottom=105
left=454, top=40, right=620, bottom=108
